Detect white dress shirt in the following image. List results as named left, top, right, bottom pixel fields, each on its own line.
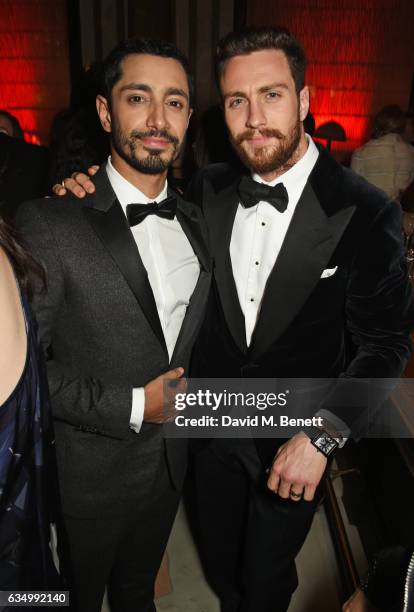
left=230, top=135, right=319, bottom=346
left=230, top=136, right=349, bottom=443
left=106, top=158, right=200, bottom=432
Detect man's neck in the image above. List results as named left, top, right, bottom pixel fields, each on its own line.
left=111, top=150, right=167, bottom=199
left=256, top=133, right=309, bottom=183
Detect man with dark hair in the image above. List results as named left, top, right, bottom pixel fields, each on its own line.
left=102, top=37, right=194, bottom=107
left=17, top=37, right=211, bottom=612
left=188, top=26, right=413, bottom=611
left=55, top=25, right=413, bottom=612
left=215, top=26, right=306, bottom=92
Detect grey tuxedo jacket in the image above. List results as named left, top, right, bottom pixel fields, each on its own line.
left=17, top=168, right=212, bottom=518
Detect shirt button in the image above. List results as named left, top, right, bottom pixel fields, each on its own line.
left=261, top=222, right=266, bottom=226
left=250, top=298, right=254, bottom=302
left=255, top=261, right=259, bottom=266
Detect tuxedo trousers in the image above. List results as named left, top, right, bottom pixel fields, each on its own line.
left=189, top=439, right=326, bottom=612
left=60, top=452, right=180, bottom=612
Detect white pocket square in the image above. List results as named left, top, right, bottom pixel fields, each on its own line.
left=320, top=266, right=338, bottom=279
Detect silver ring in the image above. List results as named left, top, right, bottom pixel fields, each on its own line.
left=290, top=489, right=303, bottom=499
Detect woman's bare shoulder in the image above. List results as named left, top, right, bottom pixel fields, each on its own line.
left=0, top=246, right=27, bottom=405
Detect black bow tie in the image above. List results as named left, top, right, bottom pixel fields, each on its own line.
left=126, top=196, right=177, bottom=227
left=238, top=176, right=289, bottom=213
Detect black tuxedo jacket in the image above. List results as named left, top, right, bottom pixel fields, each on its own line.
left=190, top=145, right=414, bottom=464
left=17, top=168, right=212, bottom=517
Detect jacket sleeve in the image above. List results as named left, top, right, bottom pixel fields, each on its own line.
left=16, top=200, right=134, bottom=440
left=320, top=200, right=414, bottom=435
left=345, top=201, right=413, bottom=377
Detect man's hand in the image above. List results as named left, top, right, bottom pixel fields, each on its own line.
left=267, top=432, right=327, bottom=501
left=342, top=588, right=377, bottom=611
left=143, top=367, right=186, bottom=424
left=52, top=165, right=100, bottom=198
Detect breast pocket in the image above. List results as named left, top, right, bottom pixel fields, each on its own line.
left=320, top=266, right=338, bottom=279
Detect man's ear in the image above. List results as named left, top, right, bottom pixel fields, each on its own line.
left=96, top=95, right=112, bottom=133
left=187, top=107, right=193, bottom=127
left=299, top=86, right=310, bottom=122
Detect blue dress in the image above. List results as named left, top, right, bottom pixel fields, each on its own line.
left=0, top=281, right=58, bottom=590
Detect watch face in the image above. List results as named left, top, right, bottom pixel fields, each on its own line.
left=314, top=434, right=337, bottom=455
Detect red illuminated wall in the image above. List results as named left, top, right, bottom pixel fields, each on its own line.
left=0, top=0, right=70, bottom=144
left=247, top=0, right=414, bottom=158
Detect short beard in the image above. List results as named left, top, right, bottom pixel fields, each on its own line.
left=111, top=119, right=180, bottom=175
left=230, top=114, right=302, bottom=175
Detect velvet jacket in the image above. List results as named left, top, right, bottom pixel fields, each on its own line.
left=189, top=145, right=414, bottom=464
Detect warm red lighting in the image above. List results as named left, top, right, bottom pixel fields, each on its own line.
left=247, top=1, right=414, bottom=159
left=0, top=2, right=70, bottom=145
left=24, top=132, right=41, bottom=145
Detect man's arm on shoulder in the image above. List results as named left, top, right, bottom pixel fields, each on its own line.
left=52, top=165, right=99, bottom=197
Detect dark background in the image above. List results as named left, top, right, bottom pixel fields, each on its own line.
left=0, top=0, right=414, bottom=160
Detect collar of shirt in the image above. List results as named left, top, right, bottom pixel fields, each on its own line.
left=251, top=134, right=319, bottom=215
left=105, top=156, right=168, bottom=216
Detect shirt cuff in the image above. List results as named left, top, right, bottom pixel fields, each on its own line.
left=314, top=408, right=350, bottom=447
left=130, top=387, right=145, bottom=433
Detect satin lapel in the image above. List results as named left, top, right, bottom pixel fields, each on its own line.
left=249, top=183, right=355, bottom=360
left=82, top=169, right=167, bottom=353
left=169, top=269, right=211, bottom=366
left=207, top=181, right=247, bottom=354
left=169, top=190, right=212, bottom=363
left=172, top=190, right=210, bottom=273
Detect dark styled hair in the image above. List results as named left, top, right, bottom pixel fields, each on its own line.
left=0, top=216, right=46, bottom=302
left=102, top=37, right=194, bottom=107
left=0, top=110, right=24, bottom=140
left=372, top=105, right=407, bottom=138
left=216, top=26, right=306, bottom=94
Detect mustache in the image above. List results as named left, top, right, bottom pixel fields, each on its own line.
left=129, top=129, right=179, bottom=146
left=235, top=128, right=286, bottom=144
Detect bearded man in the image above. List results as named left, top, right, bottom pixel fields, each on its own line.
left=53, top=26, right=413, bottom=612
left=16, top=38, right=211, bottom=612
left=187, top=26, right=413, bottom=612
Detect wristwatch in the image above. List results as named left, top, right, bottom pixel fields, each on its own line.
left=308, top=428, right=339, bottom=457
